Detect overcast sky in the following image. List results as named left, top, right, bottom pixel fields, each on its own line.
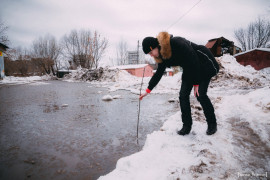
left=1, top=0, right=270, bottom=65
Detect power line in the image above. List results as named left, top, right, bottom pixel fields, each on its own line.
left=166, top=0, right=202, bottom=30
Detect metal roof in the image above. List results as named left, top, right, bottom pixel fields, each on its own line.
left=0, top=43, right=9, bottom=49
left=109, top=64, right=150, bottom=70
left=234, top=48, right=270, bottom=57
left=205, top=40, right=217, bottom=48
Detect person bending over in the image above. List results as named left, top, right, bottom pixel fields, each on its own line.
left=140, top=32, right=219, bottom=136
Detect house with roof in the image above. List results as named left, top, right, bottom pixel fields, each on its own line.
left=205, top=37, right=241, bottom=57
left=153, top=68, right=174, bottom=76
left=110, top=64, right=153, bottom=77
left=0, top=43, right=9, bottom=79
left=234, top=48, right=270, bottom=70
left=110, top=64, right=175, bottom=77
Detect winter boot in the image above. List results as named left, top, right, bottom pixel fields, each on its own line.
left=177, top=125, right=191, bottom=136
left=206, top=123, right=217, bottom=135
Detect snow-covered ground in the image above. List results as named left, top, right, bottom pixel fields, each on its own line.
left=1, top=55, right=269, bottom=179
left=0, top=75, right=51, bottom=85
left=96, top=55, right=270, bottom=180
left=98, top=87, right=269, bottom=180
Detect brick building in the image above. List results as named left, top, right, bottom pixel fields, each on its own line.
left=110, top=64, right=153, bottom=77
left=234, top=48, right=270, bottom=70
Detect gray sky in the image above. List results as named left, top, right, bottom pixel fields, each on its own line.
left=1, top=0, right=270, bottom=65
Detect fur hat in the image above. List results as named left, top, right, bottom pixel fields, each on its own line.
left=142, top=37, right=159, bottom=54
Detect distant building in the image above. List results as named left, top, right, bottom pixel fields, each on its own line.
left=205, top=37, right=241, bottom=57
left=110, top=64, right=153, bottom=77
left=153, top=68, right=174, bottom=76
left=128, top=51, right=139, bottom=64
left=234, top=48, right=270, bottom=70
left=0, top=43, right=9, bottom=78
left=166, top=68, right=173, bottom=76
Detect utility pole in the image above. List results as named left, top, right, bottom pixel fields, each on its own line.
left=137, top=40, right=140, bottom=64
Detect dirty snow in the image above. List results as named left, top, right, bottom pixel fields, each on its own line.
left=0, top=75, right=51, bottom=85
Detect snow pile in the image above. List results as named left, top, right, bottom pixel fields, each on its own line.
left=109, top=70, right=141, bottom=92
left=102, top=94, right=122, bottom=101
left=212, top=55, right=269, bottom=88
left=108, top=70, right=182, bottom=94
left=63, top=67, right=119, bottom=82
left=108, top=55, right=269, bottom=94
left=98, top=87, right=270, bottom=180
left=0, top=75, right=51, bottom=85
left=151, top=72, right=181, bottom=93
left=112, top=95, right=122, bottom=99
left=102, top=95, right=113, bottom=101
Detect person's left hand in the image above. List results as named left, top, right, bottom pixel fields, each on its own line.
left=194, top=85, right=199, bottom=97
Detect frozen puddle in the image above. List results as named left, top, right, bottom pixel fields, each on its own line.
left=0, top=81, right=178, bottom=180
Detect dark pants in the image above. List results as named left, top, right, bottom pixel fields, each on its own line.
left=179, top=79, right=216, bottom=127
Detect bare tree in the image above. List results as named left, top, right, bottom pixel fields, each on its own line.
left=31, top=58, right=54, bottom=74
left=17, top=60, right=29, bottom=76
left=31, top=34, right=61, bottom=75
left=61, top=29, right=92, bottom=69
left=234, top=17, right=270, bottom=51
left=116, top=39, right=128, bottom=65
left=5, top=46, right=30, bottom=61
left=91, top=31, right=108, bottom=69
left=0, top=18, right=9, bottom=45
left=4, top=58, right=13, bottom=76
left=234, top=28, right=246, bottom=51
left=61, top=29, right=108, bottom=69
left=61, top=29, right=90, bottom=68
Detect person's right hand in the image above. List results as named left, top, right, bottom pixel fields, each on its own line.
left=139, top=92, right=148, bottom=100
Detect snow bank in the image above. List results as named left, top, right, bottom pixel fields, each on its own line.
left=63, top=67, right=119, bottom=82
left=108, top=55, right=269, bottom=94
left=212, top=55, right=269, bottom=88
left=0, top=75, right=51, bottom=85
left=102, top=94, right=122, bottom=101
left=108, top=70, right=182, bottom=94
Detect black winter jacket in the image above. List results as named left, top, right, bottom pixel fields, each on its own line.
left=147, top=32, right=219, bottom=91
